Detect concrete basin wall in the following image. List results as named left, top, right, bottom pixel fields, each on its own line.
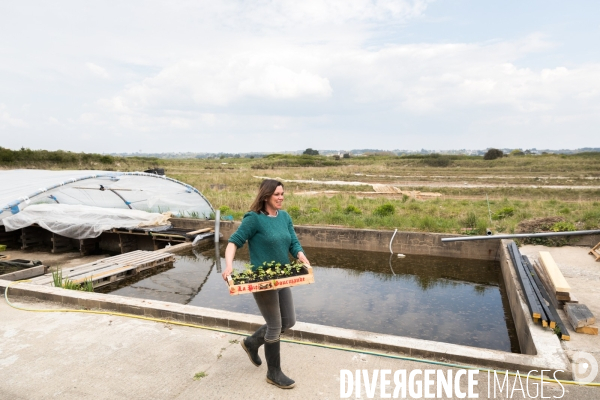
left=498, top=240, right=536, bottom=355
left=171, top=218, right=502, bottom=260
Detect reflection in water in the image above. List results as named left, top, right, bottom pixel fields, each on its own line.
left=108, top=246, right=520, bottom=353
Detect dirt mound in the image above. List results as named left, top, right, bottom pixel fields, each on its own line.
left=516, top=217, right=564, bottom=233
left=516, top=217, right=573, bottom=246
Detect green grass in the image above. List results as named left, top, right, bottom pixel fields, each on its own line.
left=52, top=269, right=94, bottom=292
left=193, top=371, right=207, bottom=381
left=5, top=150, right=600, bottom=235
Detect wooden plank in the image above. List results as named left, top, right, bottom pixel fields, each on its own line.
left=30, top=250, right=146, bottom=282
left=152, top=237, right=187, bottom=242
left=110, top=228, right=148, bottom=236
left=31, top=251, right=169, bottom=285
left=154, top=242, right=192, bottom=254
left=186, top=228, right=213, bottom=235
left=149, top=233, right=189, bottom=241
left=70, top=256, right=174, bottom=285
left=564, top=303, right=595, bottom=329
left=532, top=260, right=561, bottom=310
left=524, top=257, right=571, bottom=339
left=43, top=253, right=175, bottom=287
left=522, top=256, right=554, bottom=328
left=590, top=242, right=600, bottom=261
left=539, top=251, right=571, bottom=294
left=508, top=243, right=543, bottom=320
left=565, top=294, right=579, bottom=304
left=576, top=326, right=598, bottom=335
left=63, top=253, right=173, bottom=280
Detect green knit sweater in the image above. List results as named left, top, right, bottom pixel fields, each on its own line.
left=228, top=210, right=304, bottom=270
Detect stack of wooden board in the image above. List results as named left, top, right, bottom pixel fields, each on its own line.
left=507, top=242, right=570, bottom=340
left=532, top=252, right=579, bottom=309
left=564, top=303, right=598, bottom=335
left=538, top=251, right=572, bottom=301
left=532, top=251, right=597, bottom=336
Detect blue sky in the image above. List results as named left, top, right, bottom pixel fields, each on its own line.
left=1, top=1, right=599, bottom=153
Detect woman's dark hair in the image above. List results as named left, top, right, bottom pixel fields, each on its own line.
left=250, top=179, right=284, bottom=213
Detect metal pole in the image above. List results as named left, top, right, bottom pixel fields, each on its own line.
left=441, top=229, right=600, bottom=242
left=214, top=241, right=221, bottom=273
left=214, top=210, right=220, bottom=243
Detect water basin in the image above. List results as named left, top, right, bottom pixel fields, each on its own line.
left=104, top=245, right=520, bottom=353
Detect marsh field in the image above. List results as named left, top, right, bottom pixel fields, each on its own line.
left=2, top=150, right=600, bottom=238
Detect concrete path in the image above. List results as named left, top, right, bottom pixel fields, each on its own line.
left=1, top=298, right=597, bottom=400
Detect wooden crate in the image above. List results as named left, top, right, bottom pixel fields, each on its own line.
left=226, top=266, right=314, bottom=296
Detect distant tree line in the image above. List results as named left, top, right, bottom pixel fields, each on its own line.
left=0, top=146, right=159, bottom=166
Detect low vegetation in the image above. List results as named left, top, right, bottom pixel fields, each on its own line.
left=52, top=269, right=94, bottom=292
left=3, top=148, right=600, bottom=238
left=193, top=371, right=207, bottom=381
left=0, top=146, right=160, bottom=170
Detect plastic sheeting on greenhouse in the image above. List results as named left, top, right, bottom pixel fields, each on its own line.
left=3, top=204, right=173, bottom=239
left=0, top=169, right=215, bottom=232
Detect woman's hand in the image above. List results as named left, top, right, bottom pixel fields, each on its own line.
left=222, top=265, right=233, bottom=281
left=297, top=251, right=311, bottom=267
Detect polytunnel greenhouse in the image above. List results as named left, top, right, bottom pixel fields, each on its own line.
left=0, top=170, right=215, bottom=239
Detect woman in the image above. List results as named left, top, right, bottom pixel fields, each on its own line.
left=222, top=179, right=310, bottom=389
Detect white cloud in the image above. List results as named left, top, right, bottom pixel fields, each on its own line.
left=0, top=104, right=28, bottom=128
left=235, top=0, right=430, bottom=26
left=100, top=52, right=332, bottom=115
left=93, top=33, right=600, bottom=136
left=1, top=1, right=599, bottom=152
left=86, top=62, right=109, bottom=79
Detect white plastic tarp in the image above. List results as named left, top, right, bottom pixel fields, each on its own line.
left=0, top=170, right=214, bottom=223
left=3, top=204, right=172, bottom=239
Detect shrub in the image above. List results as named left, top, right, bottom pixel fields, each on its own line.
left=302, top=148, right=319, bottom=156
left=99, top=155, right=114, bottom=164
left=551, top=221, right=576, bottom=232
left=492, top=207, right=514, bottom=220
left=407, top=201, right=422, bottom=211
left=219, top=205, right=232, bottom=216
left=582, top=209, right=600, bottom=229
left=475, top=220, right=489, bottom=235
left=418, top=216, right=437, bottom=231
left=422, top=154, right=451, bottom=167
left=373, top=203, right=395, bottom=217
left=344, top=205, right=362, bottom=215
left=287, top=206, right=301, bottom=219
left=483, top=148, right=504, bottom=160
left=462, top=211, right=478, bottom=229
left=401, top=194, right=409, bottom=203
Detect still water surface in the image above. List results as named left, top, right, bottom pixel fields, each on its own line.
left=106, top=245, right=520, bottom=353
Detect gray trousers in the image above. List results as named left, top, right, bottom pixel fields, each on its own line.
left=252, top=287, right=296, bottom=342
